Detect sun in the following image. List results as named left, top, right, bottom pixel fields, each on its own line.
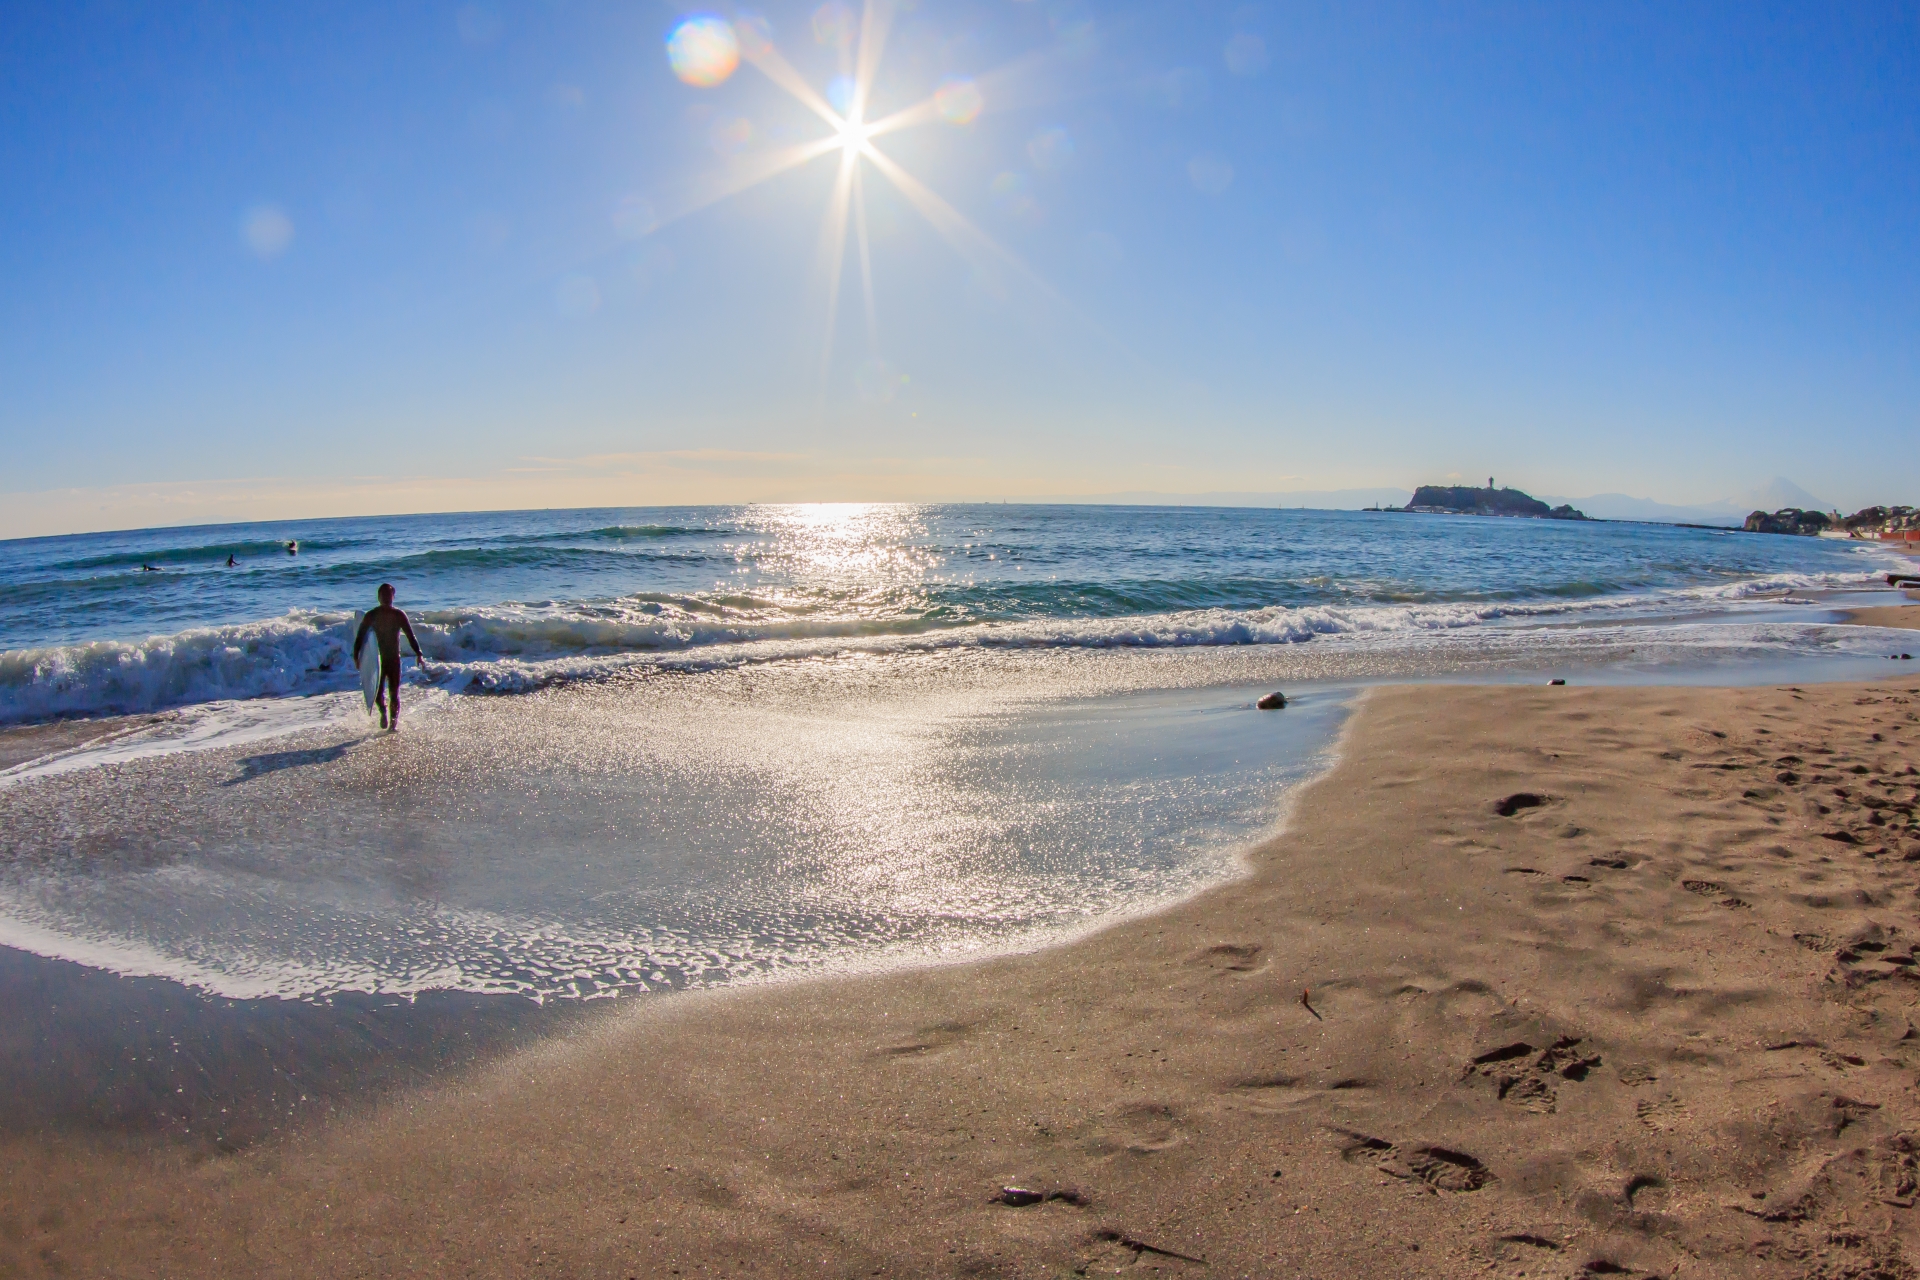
left=656, top=2, right=1059, bottom=384
left=836, top=112, right=872, bottom=155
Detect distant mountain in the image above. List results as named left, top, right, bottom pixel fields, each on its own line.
left=1733, top=477, right=1829, bottom=513
left=1536, top=478, right=1832, bottom=525
left=1535, top=493, right=1743, bottom=524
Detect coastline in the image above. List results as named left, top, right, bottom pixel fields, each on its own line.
left=1842, top=602, right=1920, bottom=632
left=9, top=678, right=1920, bottom=1277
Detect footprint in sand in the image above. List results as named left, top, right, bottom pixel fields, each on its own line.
left=1681, top=879, right=1750, bottom=908
left=1232, top=1074, right=1375, bottom=1114
left=1333, top=1129, right=1495, bottom=1193
left=1465, top=1037, right=1601, bottom=1115
left=1187, top=942, right=1262, bottom=972
left=1080, top=1103, right=1186, bottom=1156
left=1874, top=1134, right=1920, bottom=1205
left=1635, top=1095, right=1689, bottom=1132
left=874, top=1020, right=973, bottom=1058
left=1493, top=792, right=1551, bottom=817
left=1493, top=1232, right=1563, bottom=1259
left=1578, top=1261, right=1662, bottom=1278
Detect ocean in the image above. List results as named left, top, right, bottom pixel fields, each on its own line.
left=1, top=503, right=1907, bottom=720
left=0, top=503, right=1911, bottom=1006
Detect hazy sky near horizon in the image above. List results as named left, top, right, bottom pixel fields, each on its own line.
left=3, top=1, right=1917, bottom=535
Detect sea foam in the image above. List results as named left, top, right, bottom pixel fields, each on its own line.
left=0, top=564, right=1891, bottom=726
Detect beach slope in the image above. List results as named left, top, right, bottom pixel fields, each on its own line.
left=10, top=680, right=1920, bottom=1278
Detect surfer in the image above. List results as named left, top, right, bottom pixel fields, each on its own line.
left=352, top=583, right=426, bottom=731
left=226, top=554, right=237, bottom=567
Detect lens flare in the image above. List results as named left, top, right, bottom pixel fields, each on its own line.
left=710, top=115, right=754, bottom=156
left=826, top=75, right=856, bottom=117
left=810, top=1, right=855, bottom=48
left=989, top=171, right=1040, bottom=224
left=854, top=357, right=909, bottom=402
left=667, top=16, right=740, bottom=88
left=611, top=195, right=658, bottom=238
left=934, top=77, right=982, bottom=125
left=1026, top=126, right=1073, bottom=170
left=650, top=1, right=1092, bottom=392
left=240, top=204, right=294, bottom=259
left=732, top=9, right=773, bottom=58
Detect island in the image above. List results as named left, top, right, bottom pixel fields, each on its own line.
left=1400, top=477, right=1588, bottom=520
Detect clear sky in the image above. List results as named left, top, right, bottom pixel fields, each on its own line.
left=3, top=1, right=1917, bottom=536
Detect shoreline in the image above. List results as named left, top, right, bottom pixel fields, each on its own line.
left=8, top=678, right=1920, bottom=1276
left=1841, top=602, right=1920, bottom=632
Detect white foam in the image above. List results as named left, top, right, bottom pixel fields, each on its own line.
left=0, top=688, right=449, bottom=787
left=0, top=558, right=1901, bottom=726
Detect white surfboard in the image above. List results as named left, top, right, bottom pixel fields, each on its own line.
left=358, top=638, right=382, bottom=716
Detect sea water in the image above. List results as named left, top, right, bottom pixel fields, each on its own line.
left=0, top=504, right=1911, bottom=1002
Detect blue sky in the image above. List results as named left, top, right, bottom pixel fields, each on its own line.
left=2, top=1, right=1916, bottom=535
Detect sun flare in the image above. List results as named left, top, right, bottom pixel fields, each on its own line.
left=659, top=1, right=1047, bottom=385
left=836, top=113, right=871, bottom=154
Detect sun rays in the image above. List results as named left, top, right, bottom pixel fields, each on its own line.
left=658, top=1, right=1055, bottom=389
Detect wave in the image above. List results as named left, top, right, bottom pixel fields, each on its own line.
left=0, top=613, right=366, bottom=723
left=0, top=564, right=1888, bottom=723
left=303, top=544, right=719, bottom=579
left=47, top=536, right=374, bottom=573
left=0, top=543, right=728, bottom=612
left=483, top=524, right=722, bottom=545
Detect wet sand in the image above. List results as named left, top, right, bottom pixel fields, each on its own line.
left=0, top=945, right=597, bottom=1152
left=1843, top=603, right=1920, bottom=632
left=0, top=715, right=155, bottom=772
left=9, top=679, right=1920, bottom=1278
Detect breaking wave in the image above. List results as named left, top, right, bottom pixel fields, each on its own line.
left=0, top=564, right=1890, bottom=724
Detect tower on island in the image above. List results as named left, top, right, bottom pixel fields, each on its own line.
left=1489, top=476, right=1495, bottom=490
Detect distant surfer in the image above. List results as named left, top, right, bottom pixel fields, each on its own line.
left=352, top=583, right=425, bottom=731
left=287, top=540, right=298, bottom=555
left=226, top=554, right=237, bottom=567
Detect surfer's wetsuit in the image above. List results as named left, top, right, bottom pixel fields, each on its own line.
left=352, top=604, right=425, bottom=727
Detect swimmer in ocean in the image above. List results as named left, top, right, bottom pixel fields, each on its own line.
left=352, top=583, right=425, bottom=731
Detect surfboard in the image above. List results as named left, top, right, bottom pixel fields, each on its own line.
left=358, top=636, right=382, bottom=716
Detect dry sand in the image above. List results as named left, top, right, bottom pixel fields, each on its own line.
left=8, top=680, right=1920, bottom=1279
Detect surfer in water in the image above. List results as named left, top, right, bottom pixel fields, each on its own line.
left=352, top=583, right=426, bottom=731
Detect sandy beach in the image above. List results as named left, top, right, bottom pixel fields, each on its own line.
left=9, top=0, right=1919, bottom=1271
left=2, top=677, right=1917, bottom=1278
left=1844, top=604, right=1920, bottom=632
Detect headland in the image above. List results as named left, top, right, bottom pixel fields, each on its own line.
left=1401, top=481, right=1588, bottom=520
